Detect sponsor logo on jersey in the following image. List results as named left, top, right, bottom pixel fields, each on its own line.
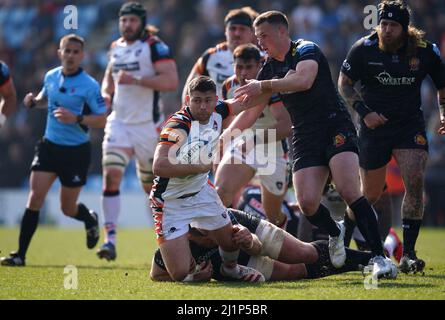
left=414, top=134, right=427, bottom=146
left=409, top=57, right=420, bottom=71
left=112, top=62, right=140, bottom=72
left=375, top=71, right=415, bottom=85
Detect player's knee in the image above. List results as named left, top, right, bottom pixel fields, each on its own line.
left=336, top=186, right=361, bottom=205
left=297, top=195, right=320, bottom=215
left=169, top=268, right=190, bottom=282
left=60, top=202, right=77, bottom=217
left=137, top=169, right=155, bottom=192
left=102, top=150, right=129, bottom=186
left=28, top=190, right=46, bottom=208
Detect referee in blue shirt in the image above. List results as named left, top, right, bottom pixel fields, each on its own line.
left=1, top=34, right=107, bottom=266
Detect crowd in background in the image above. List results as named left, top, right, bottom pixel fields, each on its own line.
left=1, top=0, right=445, bottom=224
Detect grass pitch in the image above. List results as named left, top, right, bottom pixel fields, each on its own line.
left=0, top=227, right=444, bottom=300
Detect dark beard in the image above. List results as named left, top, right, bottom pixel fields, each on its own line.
left=378, top=33, right=405, bottom=53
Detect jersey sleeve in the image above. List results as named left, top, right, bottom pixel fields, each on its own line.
left=149, top=37, right=174, bottom=64
left=215, top=100, right=231, bottom=119
left=86, top=81, right=106, bottom=115
left=39, top=71, right=50, bottom=99
left=193, top=49, right=213, bottom=76
left=296, top=41, right=322, bottom=64
left=159, top=115, right=191, bottom=145
left=0, top=61, right=11, bottom=87
left=428, top=43, right=445, bottom=90
left=341, top=41, right=364, bottom=82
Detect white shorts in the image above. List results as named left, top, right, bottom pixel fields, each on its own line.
left=102, top=117, right=158, bottom=172
left=221, top=143, right=289, bottom=196
left=151, top=182, right=231, bottom=243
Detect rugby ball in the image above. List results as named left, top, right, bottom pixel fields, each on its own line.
left=176, top=138, right=212, bottom=164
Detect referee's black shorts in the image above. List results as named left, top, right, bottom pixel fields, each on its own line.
left=358, top=119, right=429, bottom=170
left=291, top=120, right=359, bottom=172
left=30, top=138, right=91, bottom=187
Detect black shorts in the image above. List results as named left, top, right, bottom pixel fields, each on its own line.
left=31, top=138, right=91, bottom=187
left=291, top=121, right=358, bottom=172
left=358, top=120, right=428, bottom=170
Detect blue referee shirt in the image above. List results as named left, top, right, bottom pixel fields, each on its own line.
left=40, top=67, right=106, bottom=146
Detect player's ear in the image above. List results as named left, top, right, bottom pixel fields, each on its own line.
left=185, top=94, right=190, bottom=106
left=57, top=49, right=62, bottom=60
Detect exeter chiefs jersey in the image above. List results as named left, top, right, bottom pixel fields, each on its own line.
left=193, top=42, right=234, bottom=98
left=222, top=74, right=287, bottom=156
left=258, top=40, right=352, bottom=130
left=341, top=32, right=445, bottom=125
left=109, top=35, right=173, bottom=124
left=152, top=102, right=232, bottom=200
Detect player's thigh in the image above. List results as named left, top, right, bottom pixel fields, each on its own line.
left=159, top=234, right=193, bottom=280
left=27, top=171, right=57, bottom=209
left=132, top=121, right=158, bottom=183
left=277, top=230, right=318, bottom=264
left=215, top=160, right=255, bottom=198
left=293, top=166, right=329, bottom=213
left=269, top=261, right=307, bottom=281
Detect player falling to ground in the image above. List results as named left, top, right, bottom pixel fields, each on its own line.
left=98, top=1, right=179, bottom=261
left=1, top=34, right=107, bottom=266
left=182, top=7, right=259, bottom=103
left=0, top=60, right=17, bottom=129
left=234, top=11, right=397, bottom=280
left=215, top=43, right=292, bottom=228
left=150, top=209, right=376, bottom=282
left=150, top=76, right=267, bottom=282
left=338, top=0, right=445, bottom=274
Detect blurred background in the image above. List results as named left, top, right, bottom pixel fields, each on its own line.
left=0, top=0, right=445, bottom=226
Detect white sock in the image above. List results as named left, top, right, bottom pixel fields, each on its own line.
left=102, top=193, right=120, bottom=244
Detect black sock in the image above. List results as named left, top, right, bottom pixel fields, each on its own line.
left=343, top=212, right=356, bottom=247
left=305, top=240, right=363, bottom=279
left=402, top=219, right=422, bottom=255
left=345, top=247, right=372, bottom=267
left=73, top=203, right=96, bottom=228
left=306, top=204, right=340, bottom=237
left=349, top=197, right=384, bottom=257
left=17, top=209, right=40, bottom=259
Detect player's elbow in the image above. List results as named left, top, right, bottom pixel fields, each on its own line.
left=300, top=77, right=315, bottom=91
left=152, top=158, right=171, bottom=177
left=165, top=74, right=179, bottom=91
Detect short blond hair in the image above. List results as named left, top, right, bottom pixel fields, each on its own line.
left=59, top=34, right=85, bottom=50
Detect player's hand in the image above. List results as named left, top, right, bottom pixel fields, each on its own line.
left=23, top=92, right=37, bottom=109
left=438, top=118, right=445, bottom=135
left=363, top=112, right=388, bottom=129
left=234, top=79, right=262, bottom=101
left=117, top=70, right=136, bottom=85
left=232, top=224, right=254, bottom=249
left=54, top=107, right=76, bottom=124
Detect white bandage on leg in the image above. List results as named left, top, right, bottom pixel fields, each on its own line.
left=136, top=161, right=154, bottom=186
left=247, top=256, right=274, bottom=281
left=102, top=149, right=130, bottom=173
left=182, top=264, right=202, bottom=282
left=255, top=220, right=286, bottom=259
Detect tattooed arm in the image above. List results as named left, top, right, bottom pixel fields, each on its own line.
left=338, top=72, right=387, bottom=129
left=438, top=87, right=445, bottom=135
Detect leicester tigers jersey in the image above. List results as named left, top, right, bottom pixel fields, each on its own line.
left=192, top=42, right=234, bottom=98
left=108, top=35, right=174, bottom=124
left=152, top=102, right=232, bottom=200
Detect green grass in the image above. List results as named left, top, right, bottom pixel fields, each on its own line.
left=1, top=227, right=445, bottom=300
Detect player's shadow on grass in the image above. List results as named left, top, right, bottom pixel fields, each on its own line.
left=337, top=279, right=436, bottom=289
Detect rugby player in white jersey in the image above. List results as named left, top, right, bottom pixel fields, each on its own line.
left=98, top=2, right=178, bottom=261
left=150, top=76, right=265, bottom=282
